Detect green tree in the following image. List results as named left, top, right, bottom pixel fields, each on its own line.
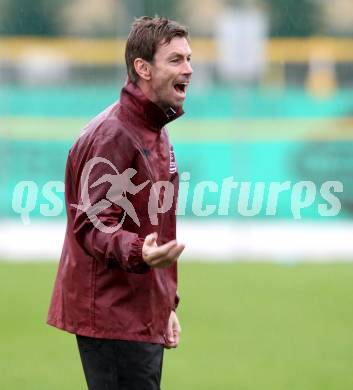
left=125, top=0, right=177, bottom=21
left=266, top=0, right=321, bottom=37
left=0, top=0, right=65, bottom=35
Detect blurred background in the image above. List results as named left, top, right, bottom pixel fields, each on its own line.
left=1, top=0, right=353, bottom=389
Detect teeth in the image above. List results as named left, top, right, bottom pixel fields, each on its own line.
left=174, top=82, right=188, bottom=95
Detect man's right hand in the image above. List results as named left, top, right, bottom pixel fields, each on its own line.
left=142, top=232, right=185, bottom=268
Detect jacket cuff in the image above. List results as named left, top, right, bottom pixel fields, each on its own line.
left=127, top=237, right=150, bottom=273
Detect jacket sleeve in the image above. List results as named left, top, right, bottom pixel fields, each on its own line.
left=68, top=129, right=149, bottom=273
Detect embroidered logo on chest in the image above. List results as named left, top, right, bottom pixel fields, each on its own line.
left=169, top=149, right=177, bottom=174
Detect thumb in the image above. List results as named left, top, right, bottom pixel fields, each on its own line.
left=166, top=321, right=175, bottom=344
left=144, top=232, right=158, bottom=246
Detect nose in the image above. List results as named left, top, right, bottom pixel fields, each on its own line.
left=183, top=60, right=193, bottom=76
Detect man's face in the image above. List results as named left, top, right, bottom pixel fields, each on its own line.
left=148, top=37, right=193, bottom=110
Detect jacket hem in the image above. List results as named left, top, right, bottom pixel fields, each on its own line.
left=47, top=318, right=165, bottom=345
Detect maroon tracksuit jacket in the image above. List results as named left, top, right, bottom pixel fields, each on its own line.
left=47, top=79, right=182, bottom=344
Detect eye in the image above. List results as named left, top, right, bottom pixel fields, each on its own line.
left=170, top=58, right=179, bottom=63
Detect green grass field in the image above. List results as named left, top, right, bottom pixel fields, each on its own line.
left=1, top=261, right=353, bottom=390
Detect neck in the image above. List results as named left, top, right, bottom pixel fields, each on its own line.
left=136, top=79, right=169, bottom=112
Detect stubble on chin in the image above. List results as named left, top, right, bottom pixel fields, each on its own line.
left=157, top=99, right=183, bottom=112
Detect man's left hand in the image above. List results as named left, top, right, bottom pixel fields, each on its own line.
left=164, top=311, right=181, bottom=349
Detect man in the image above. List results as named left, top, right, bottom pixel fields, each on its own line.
left=47, top=16, right=193, bottom=390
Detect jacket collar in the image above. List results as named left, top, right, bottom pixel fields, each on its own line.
left=119, top=78, right=184, bottom=132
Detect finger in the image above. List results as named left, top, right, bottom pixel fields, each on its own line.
left=164, top=319, right=175, bottom=347
left=173, top=322, right=181, bottom=334
left=150, top=244, right=185, bottom=268
left=166, top=243, right=185, bottom=261
left=147, top=240, right=178, bottom=261
left=165, top=339, right=177, bottom=349
left=151, top=246, right=184, bottom=268
left=154, top=243, right=184, bottom=262
left=172, top=331, right=180, bottom=347
left=173, top=323, right=181, bottom=343
left=166, top=327, right=174, bottom=345
left=168, top=327, right=180, bottom=348
left=164, top=338, right=177, bottom=349
left=153, top=243, right=185, bottom=266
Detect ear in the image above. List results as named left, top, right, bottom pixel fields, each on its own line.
left=134, top=58, right=152, bottom=81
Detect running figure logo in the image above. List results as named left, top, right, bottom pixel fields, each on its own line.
left=72, top=157, right=149, bottom=233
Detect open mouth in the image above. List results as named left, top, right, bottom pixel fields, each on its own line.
left=173, top=82, right=188, bottom=95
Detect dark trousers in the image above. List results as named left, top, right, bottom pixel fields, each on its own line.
left=76, top=335, right=164, bottom=390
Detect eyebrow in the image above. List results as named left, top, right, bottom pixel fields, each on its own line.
left=167, top=51, right=192, bottom=58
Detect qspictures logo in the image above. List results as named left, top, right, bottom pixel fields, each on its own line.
left=11, top=157, right=344, bottom=230
left=71, top=157, right=150, bottom=233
